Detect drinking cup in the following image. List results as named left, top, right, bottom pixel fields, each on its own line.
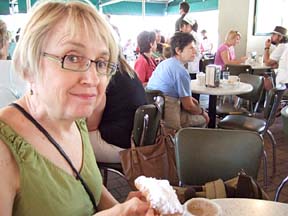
left=228, top=75, right=240, bottom=87
left=183, top=198, right=222, bottom=216
left=222, top=71, right=230, bottom=80
left=196, top=73, right=206, bottom=86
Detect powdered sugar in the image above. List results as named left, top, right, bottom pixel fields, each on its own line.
left=135, top=176, right=183, bottom=215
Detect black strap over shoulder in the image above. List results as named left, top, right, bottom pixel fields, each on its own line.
left=9, top=103, right=97, bottom=212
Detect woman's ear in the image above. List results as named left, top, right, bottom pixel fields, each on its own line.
left=175, top=47, right=182, bottom=55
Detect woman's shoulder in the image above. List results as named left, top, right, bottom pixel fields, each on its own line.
left=0, top=105, right=22, bottom=126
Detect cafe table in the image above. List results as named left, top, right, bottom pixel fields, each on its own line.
left=191, top=80, right=253, bottom=128
left=213, top=198, right=288, bottom=216
left=242, top=62, right=272, bottom=76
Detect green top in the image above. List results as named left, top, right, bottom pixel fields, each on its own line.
left=0, top=119, right=102, bottom=216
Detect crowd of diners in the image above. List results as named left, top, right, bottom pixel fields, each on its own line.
left=0, top=0, right=287, bottom=215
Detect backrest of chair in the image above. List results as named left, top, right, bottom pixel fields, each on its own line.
left=225, top=64, right=252, bottom=76
left=199, top=57, right=215, bottom=73
left=132, top=103, right=161, bottom=147
left=238, top=73, right=264, bottom=112
left=145, top=89, right=165, bottom=117
left=264, top=84, right=286, bottom=127
left=145, top=89, right=164, bottom=104
left=174, top=128, right=263, bottom=186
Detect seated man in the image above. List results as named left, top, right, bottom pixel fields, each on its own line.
left=147, top=32, right=209, bottom=130
left=263, top=26, right=287, bottom=68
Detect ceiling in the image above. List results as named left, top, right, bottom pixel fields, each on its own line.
left=1, top=0, right=218, bottom=16
left=99, top=0, right=218, bottom=16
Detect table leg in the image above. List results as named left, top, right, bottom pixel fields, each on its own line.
left=208, top=95, right=217, bottom=128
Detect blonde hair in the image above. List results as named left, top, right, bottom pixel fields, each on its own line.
left=13, top=0, right=118, bottom=80
left=0, top=19, right=9, bottom=59
left=118, top=51, right=135, bottom=79
left=225, top=30, right=241, bottom=44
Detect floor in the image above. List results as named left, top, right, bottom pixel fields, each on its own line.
left=104, top=98, right=288, bottom=203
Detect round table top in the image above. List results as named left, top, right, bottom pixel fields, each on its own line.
left=191, top=80, right=253, bottom=96
left=213, top=198, right=288, bottom=216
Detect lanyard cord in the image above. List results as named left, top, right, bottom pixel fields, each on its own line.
left=10, top=103, right=97, bottom=213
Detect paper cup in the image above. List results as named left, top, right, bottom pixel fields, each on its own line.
left=197, top=73, right=206, bottom=86
left=183, top=198, right=222, bottom=216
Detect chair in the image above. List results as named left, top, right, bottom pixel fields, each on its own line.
left=216, top=73, right=264, bottom=116
left=224, top=64, right=252, bottom=76
left=145, top=89, right=165, bottom=117
left=199, top=56, right=215, bottom=73
left=145, top=89, right=164, bottom=104
left=98, top=97, right=163, bottom=186
left=173, top=128, right=263, bottom=186
left=274, top=176, right=288, bottom=201
left=218, top=84, right=286, bottom=180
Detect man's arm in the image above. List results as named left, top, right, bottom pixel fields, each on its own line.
left=180, top=96, right=210, bottom=124
left=180, top=96, right=202, bottom=114
left=263, top=39, right=279, bottom=68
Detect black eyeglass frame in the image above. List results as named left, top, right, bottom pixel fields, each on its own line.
left=42, top=52, right=117, bottom=76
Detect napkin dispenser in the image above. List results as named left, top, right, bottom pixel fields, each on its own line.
left=205, top=64, right=221, bottom=88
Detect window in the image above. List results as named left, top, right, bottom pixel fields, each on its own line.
left=253, top=0, right=288, bottom=35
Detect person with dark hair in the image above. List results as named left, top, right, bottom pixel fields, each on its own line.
left=264, top=26, right=287, bottom=68
left=147, top=32, right=209, bottom=130
left=175, top=1, right=190, bottom=32
left=86, top=51, right=147, bottom=163
left=0, top=19, right=9, bottom=60
left=200, top=29, right=213, bottom=54
left=134, top=31, right=157, bottom=84
left=181, top=14, right=201, bottom=76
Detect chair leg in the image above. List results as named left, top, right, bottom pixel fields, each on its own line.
left=274, top=176, right=288, bottom=201
left=102, top=168, right=108, bottom=187
left=263, top=150, right=268, bottom=187
left=266, top=130, right=277, bottom=174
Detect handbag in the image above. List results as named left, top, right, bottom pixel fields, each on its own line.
left=174, top=170, right=269, bottom=204
left=119, top=122, right=179, bottom=190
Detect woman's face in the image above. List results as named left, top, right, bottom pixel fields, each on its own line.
left=177, top=42, right=196, bottom=63
left=232, top=35, right=241, bottom=46
left=151, top=40, right=157, bottom=52
left=34, top=18, right=110, bottom=120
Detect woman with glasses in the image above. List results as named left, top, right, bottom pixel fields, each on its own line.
left=0, top=1, right=155, bottom=215
left=214, top=30, right=247, bottom=70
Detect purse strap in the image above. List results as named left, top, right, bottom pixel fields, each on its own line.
left=10, top=103, right=97, bottom=212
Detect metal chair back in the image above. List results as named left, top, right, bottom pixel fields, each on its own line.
left=225, top=64, right=252, bottom=76
left=174, top=128, right=263, bottom=186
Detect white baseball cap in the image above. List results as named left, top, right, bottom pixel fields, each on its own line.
left=183, top=14, right=196, bottom=26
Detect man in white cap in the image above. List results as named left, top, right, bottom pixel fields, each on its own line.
left=181, top=14, right=201, bottom=78
left=264, top=26, right=287, bottom=68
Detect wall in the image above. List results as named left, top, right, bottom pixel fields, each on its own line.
left=246, top=0, right=267, bottom=56
left=218, top=0, right=267, bottom=58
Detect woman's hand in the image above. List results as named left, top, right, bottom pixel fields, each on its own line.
left=95, top=190, right=158, bottom=216
left=240, top=56, right=248, bottom=63
left=126, top=191, right=147, bottom=201
left=119, top=197, right=156, bottom=216
left=94, top=197, right=156, bottom=216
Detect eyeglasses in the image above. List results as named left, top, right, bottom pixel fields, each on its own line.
left=42, top=52, right=117, bottom=76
